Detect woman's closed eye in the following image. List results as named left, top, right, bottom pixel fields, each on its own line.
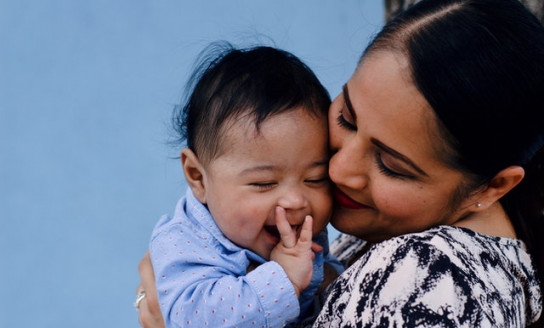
left=337, top=86, right=357, bottom=131
left=337, top=111, right=357, bottom=131
left=375, top=152, right=415, bottom=180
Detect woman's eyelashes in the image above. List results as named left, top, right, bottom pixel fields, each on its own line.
left=375, top=152, right=414, bottom=180
left=337, top=111, right=357, bottom=131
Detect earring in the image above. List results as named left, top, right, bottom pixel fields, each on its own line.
left=476, top=202, right=482, bottom=208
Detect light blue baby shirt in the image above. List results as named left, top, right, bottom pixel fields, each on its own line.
left=150, top=188, right=337, bottom=328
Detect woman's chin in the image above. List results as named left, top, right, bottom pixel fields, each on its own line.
left=329, top=216, right=356, bottom=234
left=330, top=214, right=374, bottom=240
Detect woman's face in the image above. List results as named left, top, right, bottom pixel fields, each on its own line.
left=328, top=52, right=472, bottom=242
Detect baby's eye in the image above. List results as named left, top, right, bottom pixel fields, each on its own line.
left=305, top=177, right=329, bottom=185
left=250, top=182, right=276, bottom=190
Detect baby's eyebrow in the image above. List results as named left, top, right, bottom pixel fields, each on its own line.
left=239, top=160, right=328, bottom=176
left=239, top=165, right=275, bottom=176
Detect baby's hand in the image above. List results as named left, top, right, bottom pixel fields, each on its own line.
left=270, top=206, right=322, bottom=297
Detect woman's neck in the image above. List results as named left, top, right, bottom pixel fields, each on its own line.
left=453, top=202, right=517, bottom=239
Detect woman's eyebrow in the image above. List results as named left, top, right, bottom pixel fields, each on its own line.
left=342, top=84, right=357, bottom=120
left=371, top=138, right=429, bottom=177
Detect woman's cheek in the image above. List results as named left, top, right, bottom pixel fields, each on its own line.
left=372, top=184, right=423, bottom=219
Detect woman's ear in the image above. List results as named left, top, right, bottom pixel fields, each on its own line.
left=181, top=148, right=207, bottom=204
left=474, top=166, right=525, bottom=210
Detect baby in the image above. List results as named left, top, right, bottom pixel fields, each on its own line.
left=149, top=43, right=340, bottom=327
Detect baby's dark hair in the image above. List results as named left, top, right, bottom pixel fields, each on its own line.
left=172, top=42, right=331, bottom=163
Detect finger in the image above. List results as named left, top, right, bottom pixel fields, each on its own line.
left=138, top=252, right=163, bottom=321
left=311, top=241, right=323, bottom=253
left=136, top=283, right=144, bottom=296
left=138, top=252, right=152, bottom=281
left=138, top=297, right=149, bottom=326
left=138, top=253, right=154, bottom=295
left=297, top=215, right=313, bottom=246
left=138, top=253, right=154, bottom=297
left=138, top=296, right=164, bottom=328
left=275, top=206, right=296, bottom=248
left=138, top=297, right=164, bottom=328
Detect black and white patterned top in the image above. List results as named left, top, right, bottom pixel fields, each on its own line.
left=313, top=225, right=542, bottom=327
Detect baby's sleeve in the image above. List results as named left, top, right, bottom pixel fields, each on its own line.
left=149, top=215, right=300, bottom=328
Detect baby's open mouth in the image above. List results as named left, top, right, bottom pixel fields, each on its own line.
left=264, top=223, right=303, bottom=240
left=264, top=225, right=280, bottom=238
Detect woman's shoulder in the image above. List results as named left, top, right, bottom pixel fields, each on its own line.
left=392, top=225, right=534, bottom=276
left=340, top=225, right=539, bottom=292
left=318, top=226, right=542, bottom=327
left=329, top=232, right=368, bottom=266
left=332, top=225, right=531, bottom=270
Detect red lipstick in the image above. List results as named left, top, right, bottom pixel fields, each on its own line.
left=333, top=186, right=371, bottom=210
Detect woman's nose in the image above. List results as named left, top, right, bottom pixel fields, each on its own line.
left=329, top=141, right=369, bottom=190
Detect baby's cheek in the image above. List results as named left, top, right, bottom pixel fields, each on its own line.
left=312, top=196, right=333, bottom=235
left=312, top=217, right=329, bottom=236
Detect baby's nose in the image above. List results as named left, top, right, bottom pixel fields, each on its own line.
left=278, top=188, right=308, bottom=211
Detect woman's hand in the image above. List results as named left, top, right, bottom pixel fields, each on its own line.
left=136, top=252, right=165, bottom=328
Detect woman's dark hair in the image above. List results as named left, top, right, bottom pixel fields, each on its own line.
left=364, top=0, right=544, bottom=324
left=172, top=42, right=331, bottom=163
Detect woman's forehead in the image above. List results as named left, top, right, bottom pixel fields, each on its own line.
left=349, top=53, right=427, bottom=129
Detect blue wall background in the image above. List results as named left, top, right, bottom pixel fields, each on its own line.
left=0, top=1, right=383, bottom=327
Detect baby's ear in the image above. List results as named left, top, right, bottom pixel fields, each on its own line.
left=181, top=148, right=207, bottom=203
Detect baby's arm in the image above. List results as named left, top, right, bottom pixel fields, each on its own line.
left=270, top=207, right=322, bottom=297
left=150, top=217, right=300, bottom=328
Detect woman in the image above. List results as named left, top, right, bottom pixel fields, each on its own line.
left=137, top=0, right=544, bottom=326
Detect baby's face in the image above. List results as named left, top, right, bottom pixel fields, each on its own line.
left=202, top=108, right=332, bottom=260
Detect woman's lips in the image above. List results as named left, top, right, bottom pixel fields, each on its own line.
left=333, top=186, right=371, bottom=210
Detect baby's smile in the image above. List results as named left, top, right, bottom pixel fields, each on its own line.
left=264, top=225, right=281, bottom=239
left=264, top=223, right=304, bottom=243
